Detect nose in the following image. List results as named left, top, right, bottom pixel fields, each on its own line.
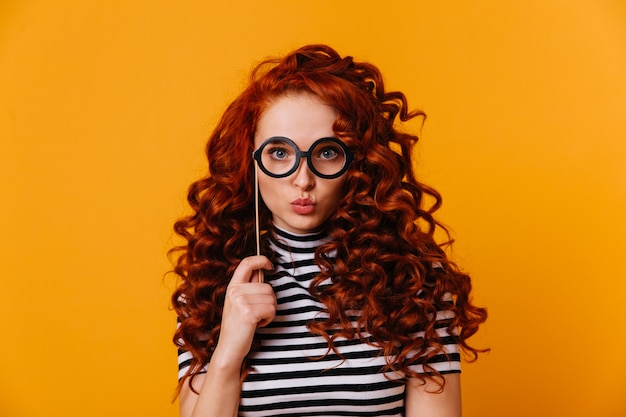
left=293, top=157, right=315, bottom=190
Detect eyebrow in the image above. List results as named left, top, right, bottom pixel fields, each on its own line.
left=260, top=136, right=340, bottom=146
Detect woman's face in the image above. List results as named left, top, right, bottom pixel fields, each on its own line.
left=254, top=93, right=348, bottom=234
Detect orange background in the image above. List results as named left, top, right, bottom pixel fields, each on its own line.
left=1, top=1, right=625, bottom=416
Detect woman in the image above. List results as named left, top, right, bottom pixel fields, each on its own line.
left=171, top=44, right=487, bottom=417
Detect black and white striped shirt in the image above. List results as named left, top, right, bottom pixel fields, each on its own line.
left=178, top=227, right=460, bottom=416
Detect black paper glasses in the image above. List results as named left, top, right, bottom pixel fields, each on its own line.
left=252, top=136, right=354, bottom=179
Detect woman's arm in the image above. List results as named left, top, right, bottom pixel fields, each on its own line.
left=405, top=373, right=462, bottom=417
left=179, top=256, right=276, bottom=417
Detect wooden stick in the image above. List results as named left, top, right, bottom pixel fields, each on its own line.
left=254, top=163, right=264, bottom=283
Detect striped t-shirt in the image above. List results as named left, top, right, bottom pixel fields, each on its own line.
left=178, top=227, right=460, bottom=416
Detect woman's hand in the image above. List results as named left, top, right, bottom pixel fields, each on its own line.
left=180, top=255, right=275, bottom=417
left=212, top=255, right=276, bottom=367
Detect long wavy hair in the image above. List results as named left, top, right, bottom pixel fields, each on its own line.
left=170, top=44, right=487, bottom=394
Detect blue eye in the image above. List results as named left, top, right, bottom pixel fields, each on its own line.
left=319, top=147, right=339, bottom=160
left=268, top=147, right=290, bottom=160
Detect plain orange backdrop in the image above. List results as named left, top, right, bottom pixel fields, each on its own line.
left=1, top=1, right=625, bottom=416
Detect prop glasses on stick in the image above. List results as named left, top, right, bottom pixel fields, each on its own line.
left=252, top=136, right=354, bottom=281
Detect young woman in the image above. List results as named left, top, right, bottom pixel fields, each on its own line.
left=170, top=44, right=487, bottom=417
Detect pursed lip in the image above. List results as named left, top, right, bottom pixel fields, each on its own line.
left=291, top=197, right=315, bottom=206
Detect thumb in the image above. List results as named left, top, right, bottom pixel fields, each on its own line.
left=229, top=255, right=273, bottom=284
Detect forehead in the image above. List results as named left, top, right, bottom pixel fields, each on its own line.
left=254, top=94, right=337, bottom=149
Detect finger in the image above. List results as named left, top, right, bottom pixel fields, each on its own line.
left=224, top=291, right=276, bottom=328
left=230, top=256, right=273, bottom=284
left=256, top=303, right=277, bottom=328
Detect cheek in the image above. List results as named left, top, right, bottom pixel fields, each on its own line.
left=257, top=176, right=279, bottom=202
left=325, top=179, right=348, bottom=205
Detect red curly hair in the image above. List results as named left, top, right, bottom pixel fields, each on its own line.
left=170, top=44, right=487, bottom=393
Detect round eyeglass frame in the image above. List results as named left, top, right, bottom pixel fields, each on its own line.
left=252, top=136, right=354, bottom=179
